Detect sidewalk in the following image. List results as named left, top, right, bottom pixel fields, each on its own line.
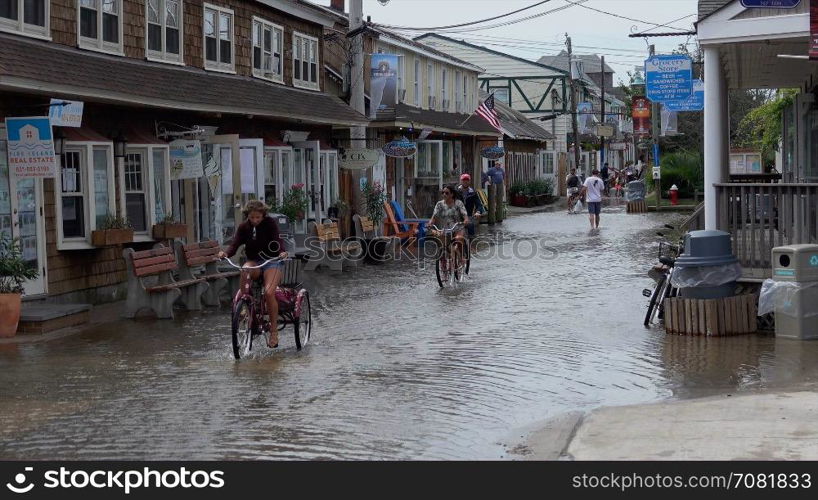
left=506, top=199, right=564, bottom=217
left=0, top=301, right=124, bottom=345
left=507, top=389, right=818, bottom=460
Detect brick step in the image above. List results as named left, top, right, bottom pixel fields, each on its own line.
left=18, top=303, right=92, bottom=335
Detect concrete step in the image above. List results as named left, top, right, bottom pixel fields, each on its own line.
left=18, top=303, right=92, bottom=335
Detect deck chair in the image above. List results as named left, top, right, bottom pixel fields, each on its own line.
left=383, top=201, right=420, bottom=244
left=390, top=200, right=429, bottom=245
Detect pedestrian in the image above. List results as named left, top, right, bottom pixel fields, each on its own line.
left=457, top=173, right=484, bottom=238
left=580, top=168, right=604, bottom=229
left=600, top=162, right=610, bottom=196
left=566, top=167, right=581, bottom=213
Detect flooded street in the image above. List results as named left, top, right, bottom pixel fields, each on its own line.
left=4, top=205, right=818, bottom=460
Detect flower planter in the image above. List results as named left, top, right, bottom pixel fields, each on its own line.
left=91, top=228, right=134, bottom=247
left=0, top=293, right=21, bottom=338
left=511, top=194, right=528, bottom=207
left=536, top=194, right=549, bottom=205
left=152, top=223, right=188, bottom=240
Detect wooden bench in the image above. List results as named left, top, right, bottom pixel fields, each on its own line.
left=175, top=240, right=240, bottom=306
left=304, top=220, right=363, bottom=271
left=353, top=214, right=399, bottom=262
left=122, top=246, right=209, bottom=319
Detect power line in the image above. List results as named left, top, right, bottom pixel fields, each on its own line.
left=372, top=0, right=555, bottom=31
left=562, top=0, right=692, bottom=32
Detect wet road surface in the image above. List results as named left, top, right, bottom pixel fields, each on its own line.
left=3, top=204, right=818, bottom=460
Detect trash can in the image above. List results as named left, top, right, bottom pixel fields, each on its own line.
left=670, top=230, right=742, bottom=299
left=766, top=244, right=818, bottom=340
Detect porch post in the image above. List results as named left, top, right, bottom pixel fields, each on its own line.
left=704, top=46, right=727, bottom=231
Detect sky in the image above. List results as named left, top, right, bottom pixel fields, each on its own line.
left=311, top=0, right=699, bottom=84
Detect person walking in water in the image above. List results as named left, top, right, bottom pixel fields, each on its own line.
left=566, top=167, right=581, bottom=214
left=581, top=168, right=604, bottom=229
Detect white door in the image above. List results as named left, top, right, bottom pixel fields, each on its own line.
left=293, top=141, right=320, bottom=221
left=199, top=135, right=239, bottom=244
left=322, top=150, right=339, bottom=214
left=0, top=129, right=46, bottom=296
left=239, top=139, right=265, bottom=205
left=540, top=151, right=557, bottom=195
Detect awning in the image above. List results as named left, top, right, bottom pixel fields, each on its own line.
left=63, top=127, right=110, bottom=142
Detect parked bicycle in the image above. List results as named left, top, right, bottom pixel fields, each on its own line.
left=643, top=225, right=683, bottom=327
left=223, top=257, right=311, bottom=359
left=429, top=223, right=470, bottom=288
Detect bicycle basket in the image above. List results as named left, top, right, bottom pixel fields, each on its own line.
left=280, top=258, right=302, bottom=287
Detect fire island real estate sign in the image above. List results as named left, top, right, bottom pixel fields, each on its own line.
left=4, top=117, right=57, bottom=178
left=645, top=54, right=693, bottom=103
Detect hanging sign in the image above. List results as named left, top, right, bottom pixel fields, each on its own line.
left=340, top=148, right=380, bottom=170
left=49, top=99, right=84, bottom=127
left=578, top=102, right=594, bottom=134
left=596, top=125, right=614, bottom=138
left=609, top=142, right=627, bottom=151
left=370, top=54, right=399, bottom=119
left=741, top=0, right=800, bottom=7
left=480, top=146, right=505, bottom=160
left=645, top=54, right=693, bottom=103
left=382, top=137, right=417, bottom=158
left=169, top=139, right=204, bottom=180
left=4, top=117, right=57, bottom=178
left=632, top=96, right=652, bottom=136
left=665, top=79, right=704, bottom=112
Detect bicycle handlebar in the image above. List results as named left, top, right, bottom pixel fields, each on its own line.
left=221, top=257, right=282, bottom=270
left=428, top=223, right=464, bottom=232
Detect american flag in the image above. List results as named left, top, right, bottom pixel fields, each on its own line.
left=476, top=93, right=503, bottom=132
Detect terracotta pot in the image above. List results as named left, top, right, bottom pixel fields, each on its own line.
left=91, top=228, right=134, bottom=246
left=0, top=293, right=22, bottom=338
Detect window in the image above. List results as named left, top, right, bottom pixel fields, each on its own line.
left=462, top=74, right=468, bottom=113
left=123, top=146, right=171, bottom=238
left=397, top=56, right=404, bottom=102
left=413, top=58, right=420, bottom=107
left=293, top=32, right=319, bottom=90
left=204, top=3, right=234, bottom=72
left=0, top=0, right=48, bottom=38
left=78, top=0, right=122, bottom=53
left=427, top=63, right=435, bottom=109
left=56, top=143, right=116, bottom=249
left=441, top=68, right=448, bottom=110
left=493, top=87, right=510, bottom=105
left=252, top=17, right=283, bottom=82
left=124, top=152, right=147, bottom=232
left=146, top=0, right=182, bottom=63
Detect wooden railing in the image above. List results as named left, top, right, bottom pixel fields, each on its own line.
left=715, top=183, right=818, bottom=279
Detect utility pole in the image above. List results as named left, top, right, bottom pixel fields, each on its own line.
left=566, top=34, right=582, bottom=178
left=649, top=44, right=661, bottom=211
left=600, top=55, right=606, bottom=170
left=350, top=0, right=366, bottom=150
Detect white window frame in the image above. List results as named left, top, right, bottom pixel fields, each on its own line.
left=427, top=63, right=435, bottom=110
left=203, top=3, right=235, bottom=73
left=77, top=0, right=124, bottom=55
left=252, top=17, right=284, bottom=84
left=292, top=31, right=320, bottom=90
left=0, top=0, right=50, bottom=40
left=397, top=55, right=405, bottom=102
left=120, top=145, right=171, bottom=242
left=55, top=142, right=117, bottom=250
left=441, top=68, right=448, bottom=111
left=413, top=58, right=420, bottom=107
left=145, top=0, right=184, bottom=65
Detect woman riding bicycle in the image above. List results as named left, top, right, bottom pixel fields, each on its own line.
left=218, top=200, right=288, bottom=348
left=428, top=184, right=470, bottom=262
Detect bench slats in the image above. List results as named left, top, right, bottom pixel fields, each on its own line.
left=185, top=246, right=221, bottom=259
left=135, top=261, right=178, bottom=277
left=132, top=247, right=174, bottom=261
left=183, top=241, right=219, bottom=251
left=317, top=222, right=341, bottom=242
left=146, top=278, right=204, bottom=293
left=187, top=255, right=220, bottom=266
left=360, top=217, right=375, bottom=233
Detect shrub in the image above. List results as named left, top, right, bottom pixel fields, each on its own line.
left=645, top=150, right=703, bottom=198
left=0, top=233, right=39, bottom=294
left=361, top=181, right=387, bottom=226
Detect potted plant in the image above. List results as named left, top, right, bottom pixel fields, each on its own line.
left=0, top=233, right=39, bottom=337
left=361, top=181, right=387, bottom=227
left=509, top=182, right=528, bottom=207
left=92, top=214, right=134, bottom=246
left=152, top=214, right=188, bottom=240
left=279, top=184, right=310, bottom=224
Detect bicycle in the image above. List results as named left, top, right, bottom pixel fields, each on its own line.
left=643, top=226, right=682, bottom=327
left=429, top=223, right=469, bottom=288
left=223, top=257, right=311, bottom=359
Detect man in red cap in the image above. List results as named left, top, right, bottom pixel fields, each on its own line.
left=457, top=173, right=484, bottom=238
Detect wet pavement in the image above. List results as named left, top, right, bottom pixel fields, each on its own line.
left=3, top=203, right=818, bottom=460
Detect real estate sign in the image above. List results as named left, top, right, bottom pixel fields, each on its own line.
left=4, top=117, right=57, bottom=178
left=645, top=54, right=693, bottom=103
left=169, top=140, right=204, bottom=180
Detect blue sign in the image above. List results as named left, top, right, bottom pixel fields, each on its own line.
left=665, top=79, right=704, bottom=112
left=4, top=116, right=57, bottom=178
left=741, top=0, right=801, bottom=8
left=645, top=54, right=693, bottom=103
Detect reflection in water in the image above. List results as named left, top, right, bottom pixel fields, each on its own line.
left=3, top=207, right=818, bottom=459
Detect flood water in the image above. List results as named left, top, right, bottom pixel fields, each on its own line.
left=3, top=204, right=818, bottom=460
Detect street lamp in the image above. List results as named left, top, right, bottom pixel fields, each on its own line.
left=53, top=127, right=66, bottom=156
left=113, top=132, right=128, bottom=158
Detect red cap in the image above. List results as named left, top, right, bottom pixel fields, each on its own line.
left=460, top=173, right=471, bottom=181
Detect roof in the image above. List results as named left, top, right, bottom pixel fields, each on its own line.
left=0, top=33, right=368, bottom=127
left=367, top=26, right=485, bottom=73
left=376, top=102, right=499, bottom=136
left=480, top=90, right=553, bottom=141
left=698, top=0, right=733, bottom=21
left=537, top=51, right=615, bottom=74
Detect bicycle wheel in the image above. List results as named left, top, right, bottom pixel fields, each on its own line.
left=435, top=253, right=451, bottom=288
left=294, top=291, right=311, bottom=350
left=231, top=299, right=254, bottom=359
left=643, top=275, right=667, bottom=327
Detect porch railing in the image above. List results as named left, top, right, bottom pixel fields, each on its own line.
left=715, top=183, right=818, bottom=279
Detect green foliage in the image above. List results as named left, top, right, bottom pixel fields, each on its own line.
left=736, top=89, right=798, bottom=163
left=276, top=184, right=309, bottom=222
left=361, top=181, right=387, bottom=227
left=159, top=214, right=178, bottom=224
left=98, top=214, right=132, bottom=230
left=645, top=150, right=703, bottom=198
left=524, top=179, right=554, bottom=196
left=0, top=233, right=39, bottom=294
left=508, top=181, right=526, bottom=197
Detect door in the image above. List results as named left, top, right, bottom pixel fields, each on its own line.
left=198, top=134, right=239, bottom=244
left=293, top=141, right=320, bottom=221
left=0, top=128, right=46, bottom=296
left=239, top=139, right=265, bottom=207
left=321, top=150, right=339, bottom=215
left=540, top=150, right=557, bottom=195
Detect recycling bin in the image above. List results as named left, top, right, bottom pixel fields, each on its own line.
left=770, top=244, right=818, bottom=340
left=670, top=230, right=742, bottom=299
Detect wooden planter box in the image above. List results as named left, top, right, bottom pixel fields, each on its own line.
left=91, top=228, right=134, bottom=246
left=510, top=194, right=528, bottom=207
left=152, top=223, right=188, bottom=240
left=664, top=294, right=758, bottom=336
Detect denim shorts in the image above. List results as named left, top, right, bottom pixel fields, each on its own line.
left=587, top=202, right=602, bottom=215
left=260, top=260, right=285, bottom=272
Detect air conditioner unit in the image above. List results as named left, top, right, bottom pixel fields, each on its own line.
left=398, top=89, right=406, bottom=101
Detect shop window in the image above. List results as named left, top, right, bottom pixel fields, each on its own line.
left=78, top=0, right=122, bottom=54
left=293, top=32, right=319, bottom=90
left=56, top=143, right=116, bottom=249
left=123, top=146, right=171, bottom=239
left=0, top=0, right=48, bottom=38
left=147, top=0, right=182, bottom=63
left=204, top=3, right=234, bottom=72
left=252, top=18, right=283, bottom=83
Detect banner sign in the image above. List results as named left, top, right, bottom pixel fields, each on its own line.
left=49, top=99, right=84, bottom=127
left=741, top=0, right=800, bottom=7
left=340, top=148, right=380, bottom=170
left=645, top=54, right=693, bottom=103
left=632, top=96, right=652, bottom=136
left=665, top=79, right=704, bottom=112
left=4, top=117, right=57, bottom=178
left=811, top=1, right=818, bottom=60
left=596, top=125, right=614, bottom=138
left=169, top=140, right=204, bottom=180
left=370, top=54, right=399, bottom=120
left=660, top=105, right=678, bottom=136
left=578, top=102, right=594, bottom=134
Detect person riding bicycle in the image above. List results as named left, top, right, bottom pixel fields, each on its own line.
left=429, top=185, right=470, bottom=261
left=218, top=200, right=288, bottom=348
left=566, top=167, right=581, bottom=213
left=456, top=173, right=484, bottom=238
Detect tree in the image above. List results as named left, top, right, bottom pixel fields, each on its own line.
left=735, top=89, right=798, bottom=165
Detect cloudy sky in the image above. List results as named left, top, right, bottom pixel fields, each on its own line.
left=312, top=0, right=699, bottom=84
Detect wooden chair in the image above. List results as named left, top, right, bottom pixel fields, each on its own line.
left=304, top=221, right=362, bottom=271
left=175, top=240, right=240, bottom=306
left=122, top=246, right=209, bottom=319
left=383, top=201, right=419, bottom=242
